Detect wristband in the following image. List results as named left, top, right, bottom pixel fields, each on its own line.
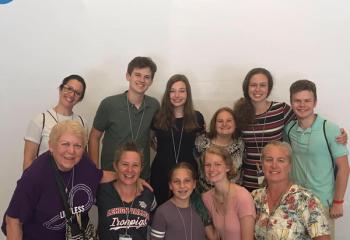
left=333, top=199, right=344, bottom=204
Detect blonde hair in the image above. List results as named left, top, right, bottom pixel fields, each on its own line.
left=203, top=145, right=236, bottom=179
left=261, top=141, right=292, bottom=163
left=49, top=120, right=87, bottom=146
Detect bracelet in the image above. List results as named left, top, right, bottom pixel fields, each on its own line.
left=333, top=199, right=344, bottom=204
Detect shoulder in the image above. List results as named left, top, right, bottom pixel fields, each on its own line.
left=139, top=188, right=155, bottom=202
left=145, top=95, right=160, bottom=107
left=77, top=154, right=102, bottom=178
left=285, top=119, right=297, bottom=131
left=195, top=110, right=204, bottom=119
left=100, top=93, right=125, bottom=106
left=251, top=187, right=265, bottom=201
left=317, top=115, right=341, bottom=132
left=97, top=181, right=115, bottom=198
left=195, top=111, right=205, bottom=126
left=289, top=184, right=317, bottom=199
left=235, top=185, right=253, bottom=198
left=156, top=200, right=173, bottom=213
left=269, top=101, right=290, bottom=112
left=27, top=111, right=48, bottom=128
left=202, top=189, right=214, bottom=202
left=271, top=101, right=289, bottom=108
left=19, top=152, right=52, bottom=186
left=137, top=188, right=156, bottom=210
left=195, top=134, right=210, bottom=149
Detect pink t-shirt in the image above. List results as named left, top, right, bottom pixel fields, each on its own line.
left=202, top=185, right=256, bottom=240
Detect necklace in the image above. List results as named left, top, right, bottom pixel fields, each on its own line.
left=212, top=183, right=231, bottom=214
left=174, top=202, right=192, bottom=240
left=126, top=95, right=145, bottom=141
left=171, top=121, right=184, bottom=164
left=117, top=183, right=137, bottom=236
left=252, top=103, right=271, bottom=181
left=211, top=183, right=231, bottom=240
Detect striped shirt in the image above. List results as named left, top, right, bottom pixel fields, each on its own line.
left=241, top=101, right=295, bottom=191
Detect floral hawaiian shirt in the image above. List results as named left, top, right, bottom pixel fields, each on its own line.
left=251, top=184, right=330, bottom=240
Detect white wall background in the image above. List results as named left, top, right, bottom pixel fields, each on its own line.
left=1, top=0, right=349, bottom=238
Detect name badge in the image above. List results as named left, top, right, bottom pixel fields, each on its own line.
left=119, top=234, right=132, bottom=240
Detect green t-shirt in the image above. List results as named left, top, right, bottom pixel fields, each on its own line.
left=93, top=92, right=159, bottom=179
left=284, top=115, right=348, bottom=206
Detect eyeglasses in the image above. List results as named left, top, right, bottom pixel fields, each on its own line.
left=62, top=85, right=82, bottom=98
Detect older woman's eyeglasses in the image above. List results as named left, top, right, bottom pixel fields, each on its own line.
left=62, top=85, right=82, bottom=97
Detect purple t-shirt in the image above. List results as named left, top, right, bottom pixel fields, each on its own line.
left=2, top=151, right=102, bottom=240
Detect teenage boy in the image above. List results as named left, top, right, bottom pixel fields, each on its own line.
left=285, top=79, right=349, bottom=238
left=89, top=57, right=159, bottom=180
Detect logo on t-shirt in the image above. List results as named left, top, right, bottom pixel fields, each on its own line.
left=43, top=184, right=94, bottom=230
left=138, top=201, right=147, bottom=209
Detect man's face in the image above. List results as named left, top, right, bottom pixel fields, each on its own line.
left=291, top=90, right=317, bottom=121
left=126, top=67, right=153, bottom=95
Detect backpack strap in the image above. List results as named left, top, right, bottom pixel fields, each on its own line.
left=46, top=110, right=58, bottom=123
left=287, top=121, right=297, bottom=143
left=36, top=112, right=46, bottom=157
left=323, top=120, right=336, bottom=179
left=78, top=115, right=85, bottom=127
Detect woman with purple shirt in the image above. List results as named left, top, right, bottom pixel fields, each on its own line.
left=2, top=120, right=114, bottom=240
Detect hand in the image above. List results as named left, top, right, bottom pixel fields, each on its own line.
left=330, top=203, right=344, bottom=219
left=136, top=178, right=153, bottom=196
left=336, top=128, right=348, bottom=145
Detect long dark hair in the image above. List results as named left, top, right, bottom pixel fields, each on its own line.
left=233, top=68, right=273, bottom=129
left=154, top=74, right=199, bottom=131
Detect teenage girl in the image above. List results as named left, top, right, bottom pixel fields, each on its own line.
left=202, top=145, right=256, bottom=240
left=151, top=162, right=205, bottom=240
left=150, top=74, right=205, bottom=205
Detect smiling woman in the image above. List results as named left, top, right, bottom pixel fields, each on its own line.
left=96, top=142, right=156, bottom=240
left=23, top=75, right=87, bottom=171
left=2, top=120, right=103, bottom=239
left=252, top=141, right=331, bottom=240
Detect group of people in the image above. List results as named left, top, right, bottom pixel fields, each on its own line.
left=2, top=56, right=349, bottom=240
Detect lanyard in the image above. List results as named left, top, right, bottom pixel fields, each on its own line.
left=171, top=123, right=184, bottom=164
left=175, top=204, right=192, bottom=240
left=126, top=96, right=145, bottom=142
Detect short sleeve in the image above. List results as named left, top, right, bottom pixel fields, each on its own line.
left=301, top=194, right=330, bottom=238
left=236, top=187, right=256, bottom=219
left=5, top=174, right=40, bottom=224
left=150, top=208, right=167, bottom=239
left=93, top=98, right=111, bottom=132
left=24, top=113, right=44, bottom=144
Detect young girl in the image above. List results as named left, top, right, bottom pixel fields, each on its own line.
left=202, top=146, right=256, bottom=240
left=151, top=162, right=205, bottom=240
